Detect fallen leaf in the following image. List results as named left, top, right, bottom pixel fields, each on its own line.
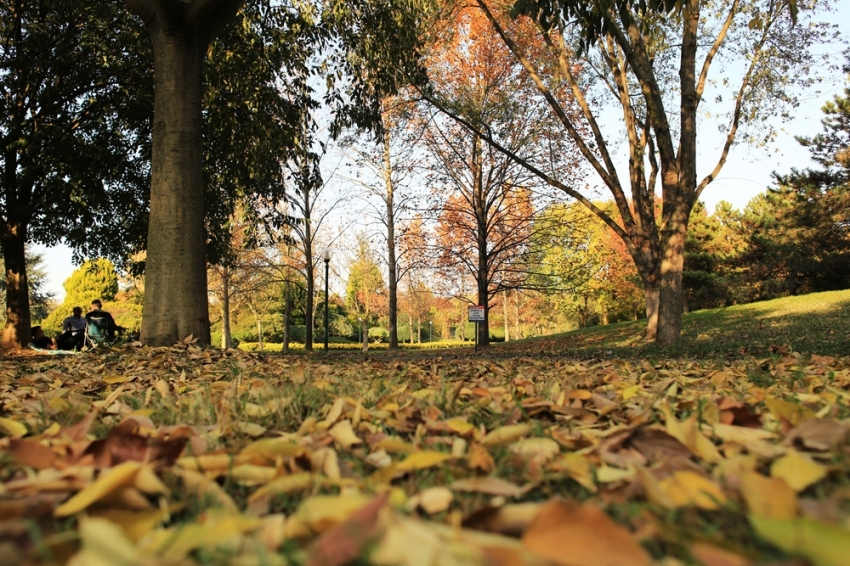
left=750, top=515, right=850, bottom=566
left=739, top=471, right=797, bottom=519
left=770, top=450, right=827, bottom=492
left=521, top=500, right=651, bottom=566
left=55, top=461, right=143, bottom=517
left=408, top=487, right=453, bottom=515
left=329, top=420, right=362, bottom=450
left=452, top=477, right=532, bottom=497
left=659, top=471, right=727, bottom=510
left=395, top=451, right=452, bottom=472
left=481, top=424, right=532, bottom=447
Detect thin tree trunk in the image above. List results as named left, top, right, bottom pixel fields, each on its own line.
left=382, top=124, right=399, bottom=349
left=140, top=20, right=211, bottom=346
left=1, top=224, right=30, bottom=349
left=283, top=278, right=290, bottom=354
left=305, top=256, right=314, bottom=351
left=503, top=292, right=509, bottom=342
left=513, top=291, right=520, bottom=339
left=362, top=319, right=368, bottom=352
left=221, top=267, right=232, bottom=349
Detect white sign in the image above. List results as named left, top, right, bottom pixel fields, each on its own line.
left=468, top=306, right=485, bottom=322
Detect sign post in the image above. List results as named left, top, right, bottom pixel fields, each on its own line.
left=468, top=306, right=485, bottom=353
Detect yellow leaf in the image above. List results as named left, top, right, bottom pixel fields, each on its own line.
left=596, top=465, right=635, bottom=483
left=765, top=397, right=814, bottom=426
left=103, top=375, right=131, bottom=385
left=318, top=398, right=346, bottom=429
left=480, top=424, right=532, bottom=447
left=396, top=451, right=452, bottom=472
left=234, top=421, right=266, bottom=437
left=711, top=423, right=777, bottom=444
left=659, top=471, right=727, bottom=510
left=750, top=515, right=850, bottom=566
left=292, top=493, right=372, bottom=534
left=249, top=472, right=315, bottom=503
left=508, top=437, right=560, bottom=463
left=635, top=466, right=675, bottom=509
left=548, top=453, right=596, bottom=493
left=55, top=461, right=142, bottom=517
left=89, top=508, right=170, bottom=542
left=771, top=449, right=827, bottom=492
left=238, top=437, right=308, bottom=463
left=446, top=418, right=475, bottom=436
left=452, top=477, right=532, bottom=497
left=155, top=512, right=263, bottom=559
left=291, top=363, right=306, bottom=385
left=739, top=471, right=797, bottom=519
left=328, top=420, right=362, bottom=450
left=408, top=486, right=453, bottom=514
left=375, top=437, right=418, bottom=454
left=0, top=417, right=27, bottom=438
left=67, top=516, right=140, bottom=566
left=621, top=385, right=641, bottom=401
left=229, top=464, right=277, bottom=486
left=133, top=465, right=170, bottom=496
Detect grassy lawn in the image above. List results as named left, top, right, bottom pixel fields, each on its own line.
left=0, top=290, right=849, bottom=565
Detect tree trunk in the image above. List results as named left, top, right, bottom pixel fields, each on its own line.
left=503, top=292, right=509, bottom=342
left=514, top=291, right=520, bottom=339
left=383, top=125, right=399, bottom=349
left=1, top=224, right=30, bottom=349
left=362, top=319, right=368, bottom=352
left=459, top=301, right=465, bottom=341
left=305, top=256, right=314, bottom=351
left=283, top=278, right=290, bottom=354
left=657, top=200, right=691, bottom=344
left=141, top=26, right=210, bottom=346
left=221, top=267, right=232, bottom=349
left=644, top=284, right=660, bottom=340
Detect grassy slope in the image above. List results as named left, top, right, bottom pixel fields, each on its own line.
left=492, top=289, right=850, bottom=359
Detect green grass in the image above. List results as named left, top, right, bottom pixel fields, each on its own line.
left=493, top=289, right=850, bottom=359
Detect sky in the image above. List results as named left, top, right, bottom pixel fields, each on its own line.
left=32, top=0, right=850, bottom=304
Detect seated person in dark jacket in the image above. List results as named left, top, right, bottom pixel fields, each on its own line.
left=58, top=306, right=86, bottom=350
left=86, top=299, right=123, bottom=341
left=31, top=326, right=57, bottom=350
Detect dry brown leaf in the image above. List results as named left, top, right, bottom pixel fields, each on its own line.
left=521, top=499, right=651, bottom=566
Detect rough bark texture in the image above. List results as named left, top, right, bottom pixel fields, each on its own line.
left=141, top=28, right=210, bottom=345
left=657, top=200, right=691, bottom=344
left=1, top=224, right=30, bottom=349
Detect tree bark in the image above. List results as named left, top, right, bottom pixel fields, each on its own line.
left=221, top=267, right=232, bottom=348
left=657, top=199, right=691, bottom=344
left=503, top=292, right=509, bottom=342
left=283, top=278, right=290, bottom=354
left=304, top=252, right=314, bottom=351
left=139, top=16, right=209, bottom=345
left=382, top=125, right=399, bottom=349
left=1, top=224, right=30, bottom=349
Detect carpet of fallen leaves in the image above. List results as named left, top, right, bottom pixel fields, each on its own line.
left=2, top=343, right=850, bottom=566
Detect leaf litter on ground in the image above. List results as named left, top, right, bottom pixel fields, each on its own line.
left=1, top=343, right=849, bottom=565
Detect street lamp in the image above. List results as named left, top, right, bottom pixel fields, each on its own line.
left=321, top=248, right=332, bottom=352
left=429, top=321, right=433, bottom=343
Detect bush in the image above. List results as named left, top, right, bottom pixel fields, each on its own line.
left=368, top=327, right=389, bottom=343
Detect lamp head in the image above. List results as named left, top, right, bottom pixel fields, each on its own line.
left=321, top=248, right=332, bottom=262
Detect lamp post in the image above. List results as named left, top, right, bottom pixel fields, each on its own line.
left=322, top=248, right=332, bottom=352
left=429, top=321, right=432, bottom=343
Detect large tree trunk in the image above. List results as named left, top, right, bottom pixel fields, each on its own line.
left=657, top=200, right=692, bottom=344
left=1, top=224, right=31, bottom=349
left=140, top=22, right=210, bottom=345
left=221, top=267, right=232, bottom=348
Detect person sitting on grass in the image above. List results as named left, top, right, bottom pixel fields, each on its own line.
left=86, top=299, right=123, bottom=341
left=58, top=306, right=87, bottom=350
left=31, top=326, right=57, bottom=350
